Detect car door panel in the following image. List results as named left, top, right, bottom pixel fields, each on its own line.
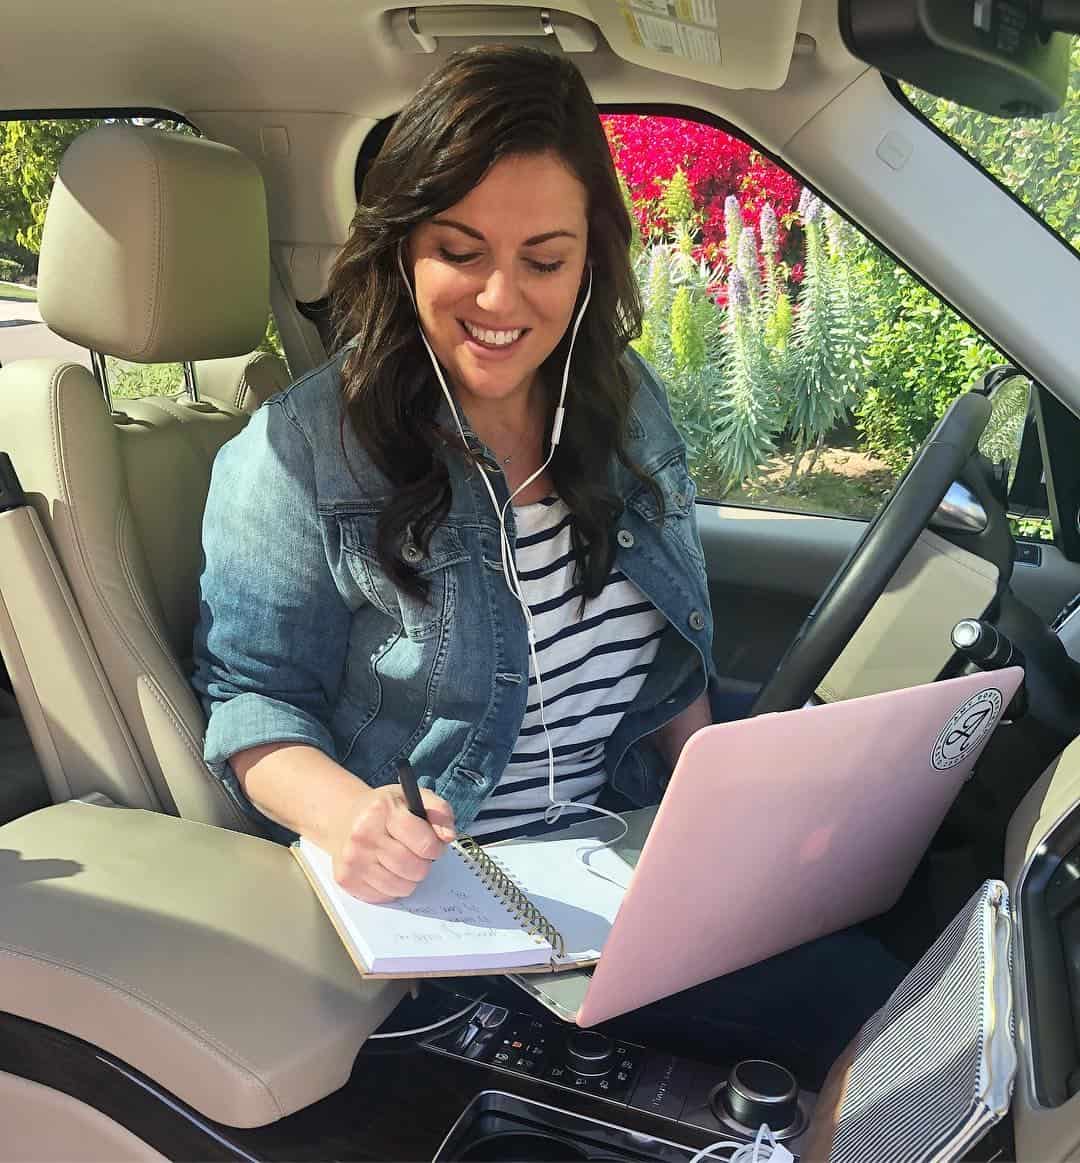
left=699, top=504, right=862, bottom=684
left=1010, top=543, right=1080, bottom=625
left=700, top=502, right=1080, bottom=688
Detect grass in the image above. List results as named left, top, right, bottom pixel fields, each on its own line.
left=0, top=281, right=37, bottom=302
left=698, top=433, right=1055, bottom=541
left=701, top=436, right=898, bottom=520
left=104, top=356, right=185, bottom=400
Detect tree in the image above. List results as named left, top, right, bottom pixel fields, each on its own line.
left=0, top=116, right=193, bottom=254
left=0, top=119, right=98, bottom=251
left=905, top=40, right=1080, bottom=250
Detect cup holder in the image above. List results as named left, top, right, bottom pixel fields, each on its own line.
left=456, top=1131, right=590, bottom=1161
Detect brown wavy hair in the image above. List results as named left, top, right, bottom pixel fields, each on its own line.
left=329, top=44, right=657, bottom=601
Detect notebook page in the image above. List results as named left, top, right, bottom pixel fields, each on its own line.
left=298, top=838, right=553, bottom=974
left=489, top=835, right=631, bottom=964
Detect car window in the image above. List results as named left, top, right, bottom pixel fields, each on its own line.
left=899, top=39, right=1079, bottom=257
left=602, top=113, right=1009, bottom=523
left=0, top=115, right=287, bottom=399
left=0, top=116, right=191, bottom=396
left=897, top=45, right=1080, bottom=548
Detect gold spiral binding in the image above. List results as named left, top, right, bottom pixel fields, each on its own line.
left=456, top=836, right=566, bottom=959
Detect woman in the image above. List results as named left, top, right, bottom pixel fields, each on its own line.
left=194, top=44, right=714, bottom=888
left=193, top=44, right=903, bottom=1085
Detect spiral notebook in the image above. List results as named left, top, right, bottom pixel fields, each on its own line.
left=292, top=831, right=630, bottom=977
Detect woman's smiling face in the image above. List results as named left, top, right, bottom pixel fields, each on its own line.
left=406, top=151, right=589, bottom=412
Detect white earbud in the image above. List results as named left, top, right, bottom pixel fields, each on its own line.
left=396, top=241, right=627, bottom=848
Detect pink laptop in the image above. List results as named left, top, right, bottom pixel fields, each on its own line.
left=524, top=668, right=1023, bottom=1027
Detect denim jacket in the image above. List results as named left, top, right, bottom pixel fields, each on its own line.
left=192, top=347, right=718, bottom=835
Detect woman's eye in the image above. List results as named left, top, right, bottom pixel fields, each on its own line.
left=438, top=247, right=479, bottom=264
left=529, top=259, right=564, bottom=274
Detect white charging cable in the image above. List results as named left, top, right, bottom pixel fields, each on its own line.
left=688, top=1124, right=794, bottom=1163
left=367, top=993, right=486, bottom=1040
left=395, top=242, right=628, bottom=850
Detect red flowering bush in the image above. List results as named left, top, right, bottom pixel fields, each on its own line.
left=602, top=114, right=802, bottom=265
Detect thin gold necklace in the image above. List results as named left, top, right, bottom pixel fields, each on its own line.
left=496, top=426, right=532, bottom=466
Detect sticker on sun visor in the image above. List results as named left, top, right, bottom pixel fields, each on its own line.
left=931, top=687, right=1004, bottom=771
left=620, top=1, right=723, bottom=65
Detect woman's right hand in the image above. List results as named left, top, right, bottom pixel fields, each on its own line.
left=332, top=784, right=456, bottom=903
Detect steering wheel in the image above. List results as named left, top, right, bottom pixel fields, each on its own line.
left=749, top=390, right=993, bottom=715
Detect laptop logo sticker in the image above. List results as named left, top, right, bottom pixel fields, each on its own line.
left=932, top=687, right=1003, bottom=771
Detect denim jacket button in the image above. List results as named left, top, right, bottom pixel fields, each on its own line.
left=402, top=543, right=423, bottom=565
left=688, top=609, right=706, bottom=631
left=617, top=529, right=635, bottom=549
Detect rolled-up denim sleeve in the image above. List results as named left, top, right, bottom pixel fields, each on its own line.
left=192, top=395, right=351, bottom=778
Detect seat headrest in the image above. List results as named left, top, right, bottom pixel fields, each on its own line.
left=38, top=124, right=269, bottom=364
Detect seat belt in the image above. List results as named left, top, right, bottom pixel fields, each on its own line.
left=0, top=453, right=26, bottom=512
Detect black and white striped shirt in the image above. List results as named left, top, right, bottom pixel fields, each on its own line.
left=469, top=496, right=666, bottom=843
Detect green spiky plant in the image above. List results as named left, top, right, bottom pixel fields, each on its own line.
left=708, top=265, right=784, bottom=488
left=661, top=166, right=695, bottom=230
left=630, top=171, right=728, bottom=473
left=785, top=190, right=856, bottom=484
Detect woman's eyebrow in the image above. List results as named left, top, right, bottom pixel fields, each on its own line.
left=431, top=218, right=578, bottom=246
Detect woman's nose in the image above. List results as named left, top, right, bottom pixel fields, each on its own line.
left=475, top=267, right=520, bottom=315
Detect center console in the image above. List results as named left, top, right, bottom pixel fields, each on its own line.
left=0, top=991, right=819, bottom=1162
left=433, top=1092, right=711, bottom=1163
left=422, top=999, right=812, bottom=1156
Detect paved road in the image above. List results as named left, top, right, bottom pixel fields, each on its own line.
left=0, top=295, right=92, bottom=369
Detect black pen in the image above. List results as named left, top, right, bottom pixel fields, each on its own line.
left=396, top=758, right=429, bottom=822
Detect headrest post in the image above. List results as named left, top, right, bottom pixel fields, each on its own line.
left=90, top=351, right=114, bottom=414
left=183, top=363, right=200, bottom=404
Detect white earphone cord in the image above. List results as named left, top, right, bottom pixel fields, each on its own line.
left=396, top=243, right=628, bottom=852
left=688, top=1124, right=794, bottom=1163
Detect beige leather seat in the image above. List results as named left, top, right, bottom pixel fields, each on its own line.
left=194, top=348, right=290, bottom=413
left=0, top=123, right=280, bottom=830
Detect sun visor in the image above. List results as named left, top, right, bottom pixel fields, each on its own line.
left=594, top=0, right=802, bottom=89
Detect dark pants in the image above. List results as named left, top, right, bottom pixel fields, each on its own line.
left=480, top=926, right=907, bottom=1091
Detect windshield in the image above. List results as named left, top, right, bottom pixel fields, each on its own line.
left=901, top=39, right=1080, bottom=254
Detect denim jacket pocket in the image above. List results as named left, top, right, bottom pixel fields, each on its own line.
left=627, top=453, right=704, bottom=567
left=338, top=515, right=471, bottom=641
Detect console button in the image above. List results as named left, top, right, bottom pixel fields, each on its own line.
left=566, top=1029, right=615, bottom=1076
left=628, top=1054, right=694, bottom=1121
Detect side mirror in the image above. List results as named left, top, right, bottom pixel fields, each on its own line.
left=931, top=373, right=1036, bottom=538
left=840, top=0, right=1074, bottom=117
left=932, top=481, right=989, bottom=534
left=978, top=372, right=1033, bottom=497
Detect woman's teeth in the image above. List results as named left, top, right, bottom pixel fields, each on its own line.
left=462, top=321, right=524, bottom=347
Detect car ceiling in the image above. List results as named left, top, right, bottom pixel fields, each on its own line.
left=3, top=0, right=864, bottom=150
